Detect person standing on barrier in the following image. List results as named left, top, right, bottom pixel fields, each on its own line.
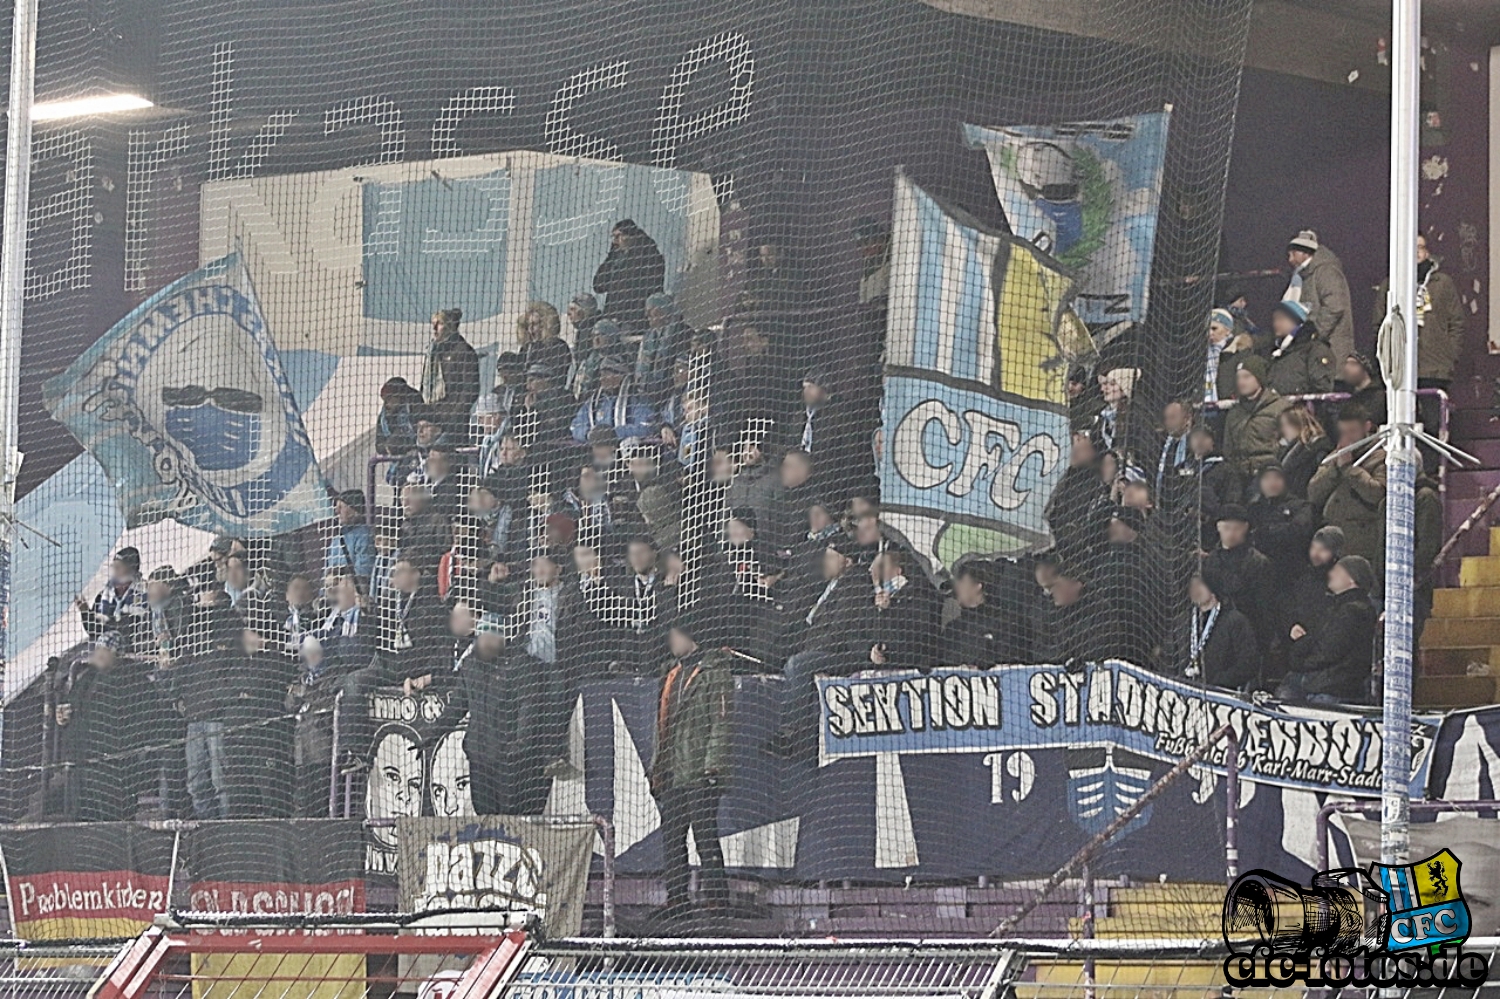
left=653, top=617, right=733, bottom=918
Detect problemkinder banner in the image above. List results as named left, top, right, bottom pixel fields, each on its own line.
left=0, top=823, right=175, bottom=941
left=964, top=111, right=1171, bottom=326
left=817, top=661, right=1440, bottom=798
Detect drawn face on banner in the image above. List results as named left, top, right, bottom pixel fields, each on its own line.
left=429, top=730, right=474, bottom=818
left=367, top=723, right=424, bottom=849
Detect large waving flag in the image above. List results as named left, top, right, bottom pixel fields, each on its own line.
left=880, top=173, right=1075, bottom=568
left=964, top=111, right=1170, bottom=326
left=43, top=253, right=331, bottom=535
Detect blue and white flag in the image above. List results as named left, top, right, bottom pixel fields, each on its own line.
left=43, top=253, right=330, bottom=536
left=880, top=173, right=1075, bottom=566
left=964, top=110, right=1170, bottom=326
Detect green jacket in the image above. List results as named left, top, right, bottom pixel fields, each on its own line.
left=1374, top=265, right=1467, bottom=382
left=652, top=649, right=734, bottom=792
left=1308, top=449, right=1387, bottom=572
left=1297, top=246, right=1355, bottom=363
left=1224, top=389, right=1291, bottom=476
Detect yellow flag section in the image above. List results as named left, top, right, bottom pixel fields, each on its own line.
left=0, top=823, right=174, bottom=969
left=187, top=821, right=368, bottom=999
left=880, top=171, right=1077, bottom=565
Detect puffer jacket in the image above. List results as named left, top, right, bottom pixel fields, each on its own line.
left=1297, top=246, right=1355, bottom=363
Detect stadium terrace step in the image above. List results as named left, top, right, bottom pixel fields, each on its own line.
left=1068, top=915, right=1222, bottom=938
left=1458, top=556, right=1500, bottom=589
left=1443, top=468, right=1500, bottom=500
left=1104, top=883, right=1228, bottom=905
left=1419, top=646, right=1500, bottom=675
left=1106, top=900, right=1224, bottom=922
left=1462, top=438, right=1500, bottom=470
left=1023, top=959, right=1228, bottom=993
left=1450, top=410, right=1500, bottom=441
left=1415, top=675, right=1500, bottom=710
left=1418, top=615, right=1500, bottom=648
left=1433, top=585, right=1500, bottom=618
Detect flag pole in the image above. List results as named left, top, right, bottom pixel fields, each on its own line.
left=0, top=0, right=38, bottom=702
left=1379, top=0, right=1422, bottom=870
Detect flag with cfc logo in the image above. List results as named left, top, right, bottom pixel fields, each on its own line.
left=879, top=171, right=1082, bottom=570
left=1372, top=848, right=1472, bottom=954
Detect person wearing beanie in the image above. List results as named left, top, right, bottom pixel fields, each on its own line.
left=325, top=489, right=375, bottom=588
left=1309, top=404, right=1387, bottom=571
left=571, top=317, right=624, bottom=399
left=593, top=219, right=666, bottom=330
left=637, top=293, right=694, bottom=402
left=1266, top=298, right=1334, bottom=396
left=1177, top=572, right=1259, bottom=692
left=566, top=291, right=602, bottom=377
left=1223, top=352, right=1292, bottom=477
left=1202, top=501, right=1275, bottom=655
left=1274, top=524, right=1348, bottom=678
left=570, top=349, right=656, bottom=445
left=1089, top=367, right=1154, bottom=470
left=653, top=615, right=734, bottom=917
left=1206, top=308, right=1262, bottom=403
left=1090, top=504, right=1167, bottom=667
left=1338, top=352, right=1388, bottom=428
left=77, top=546, right=149, bottom=650
left=376, top=377, right=426, bottom=457
left=1283, top=228, right=1354, bottom=363
left=1279, top=554, right=1377, bottom=706
left=421, top=307, right=481, bottom=439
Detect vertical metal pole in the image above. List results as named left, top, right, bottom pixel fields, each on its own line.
left=0, top=0, right=38, bottom=713
left=1224, top=732, right=1240, bottom=882
left=1381, top=0, right=1422, bottom=871
left=328, top=692, right=343, bottom=818
left=1080, top=862, right=1095, bottom=999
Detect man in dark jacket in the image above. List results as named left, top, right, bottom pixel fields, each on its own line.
left=1279, top=555, right=1377, bottom=706
left=1223, top=355, right=1292, bottom=478
left=54, top=632, right=160, bottom=821
left=1341, top=353, right=1388, bottom=428
left=422, top=308, right=481, bottom=438
left=868, top=548, right=942, bottom=670
left=1202, top=504, right=1276, bottom=653
left=1277, top=526, right=1346, bottom=675
left=593, top=219, right=666, bottom=330
left=1248, top=464, right=1316, bottom=585
left=652, top=617, right=733, bottom=916
left=1034, top=563, right=1110, bottom=668
left=1265, top=300, right=1334, bottom=396
left=939, top=562, right=1019, bottom=667
left=445, top=613, right=566, bottom=816
left=1178, top=573, right=1259, bottom=692
left=396, top=483, right=451, bottom=575
left=1087, top=507, right=1167, bottom=667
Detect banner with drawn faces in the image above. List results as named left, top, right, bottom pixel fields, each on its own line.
left=363, top=690, right=467, bottom=879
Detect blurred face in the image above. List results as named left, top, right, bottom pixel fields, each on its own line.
left=630, top=456, right=657, bottom=483
left=1099, top=375, right=1125, bottom=405
left=674, top=361, right=692, bottom=388
left=802, top=382, right=828, bottom=409
left=526, top=373, right=548, bottom=394
left=647, top=305, right=669, bottom=329
left=450, top=603, right=476, bottom=638
left=611, top=227, right=627, bottom=248
left=628, top=542, right=656, bottom=574
left=780, top=455, right=811, bottom=489
left=1098, top=453, right=1119, bottom=483
left=90, top=645, right=118, bottom=670
left=1052, top=576, right=1083, bottom=607
left=287, top=576, right=312, bottom=608
left=737, top=441, right=762, bottom=467
left=147, top=579, right=171, bottom=604
left=392, top=561, right=419, bottom=594
left=850, top=497, right=876, bottom=520
left=601, top=369, right=624, bottom=391
left=415, top=420, right=442, bottom=446
left=1034, top=561, right=1059, bottom=592
left=526, top=309, right=548, bottom=338
left=427, top=451, right=452, bottom=479
left=1122, top=482, right=1152, bottom=511
left=336, top=500, right=360, bottom=526
left=1288, top=248, right=1312, bottom=268
left=1328, top=562, right=1356, bottom=594
left=1163, top=402, right=1190, bottom=436
left=332, top=576, right=357, bottom=611
left=1260, top=469, right=1287, bottom=499
left=1342, top=357, right=1370, bottom=386
left=1235, top=367, right=1261, bottom=398
left=1309, top=540, right=1336, bottom=567
left=1189, top=576, right=1214, bottom=608
left=1208, top=319, right=1233, bottom=344
left=579, top=468, right=603, bottom=498
left=1107, top=519, right=1138, bottom=544
left=567, top=302, right=585, bottom=325
left=1416, top=234, right=1430, bottom=264
left=1271, top=309, right=1298, bottom=338
left=808, top=505, right=833, bottom=535
left=1217, top=518, right=1248, bottom=549
left=727, top=519, right=753, bottom=545
left=572, top=546, right=598, bottom=576
left=532, top=557, right=560, bottom=587
left=1070, top=433, right=1096, bottom=468
left=668, top=628, right=697, bottom=660
left=710, top=450, right=734, bottom=483
left=1189, top=428, right=1214, bottom=458
left=1337, top=418, right=1370, bottom=449
left=954, top=572, right=984, bottom=609
left=475, top=631, right=505, bottom=658
left=855, top=515, right=881, bottom=546
left=467, top=488, right=497, bottom=517
left=818, top=540, right=852, bottom=581
left=477, top=410, right=502, bottom=434
left=225, top=557, right=248, bottom=590
left=1278, top=413, right=1299, bottom=443
left=403, top=486, right=430, bottom=515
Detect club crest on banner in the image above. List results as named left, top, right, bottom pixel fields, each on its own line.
left=43, top=253, right=329, bottom=535
left=1066, top=744, right=1155, bottom=840
left=1371, top=849, right=1471, bottom=954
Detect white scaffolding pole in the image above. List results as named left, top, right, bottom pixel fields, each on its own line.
left=0, top=0, right=38, bottom=695
left=1379, top=0, right=1422, bottom=869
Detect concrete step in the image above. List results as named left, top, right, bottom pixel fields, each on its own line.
left=1420, top=647, right=1500, bottom=675
left=1107, top=900, right=1223, bottom=921
left=1444, top=468, right=1500, bottom=500
left=1445, top=375, right=1496, bottom=410
left=1068, top=915, right=1222, bottom=938
left=1452, top=409, right=1500, bottom=440
left=1459, top=556, right=1500, bottom=588
left=1464, top=439, right=1500, bottom=469
left=1433, top=586, right=1500, bottom=617
left=1108, top=883, right=1226, bottom=904
left=1420, top=616, right=1500, bottom=648
left=1415, top=675, right=1500, bottom=710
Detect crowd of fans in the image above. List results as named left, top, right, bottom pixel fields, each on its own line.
left=40, top=222, right=1461, bottom=917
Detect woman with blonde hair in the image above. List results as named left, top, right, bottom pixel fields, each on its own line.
left=1275, top=406, right=1332, bottom=499
left=517, top=300, right=572, bottom=379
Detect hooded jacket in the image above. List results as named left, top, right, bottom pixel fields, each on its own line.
left=1307, top=450, right=1387, bottom=571
left=1266, top=323, right=1335, bottom=396
left=1224, top=388, right=1292, bottom=476
left=1296, top=246, right=1355, bottom=363
left=1287, top=586, right=1376, bottom=701
left=1375, top=259, right=1467, bottom=381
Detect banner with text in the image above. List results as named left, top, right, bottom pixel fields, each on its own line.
left=0, top=823, right=175, bottom=941
left=818, top=662, right=1439, bottom=798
